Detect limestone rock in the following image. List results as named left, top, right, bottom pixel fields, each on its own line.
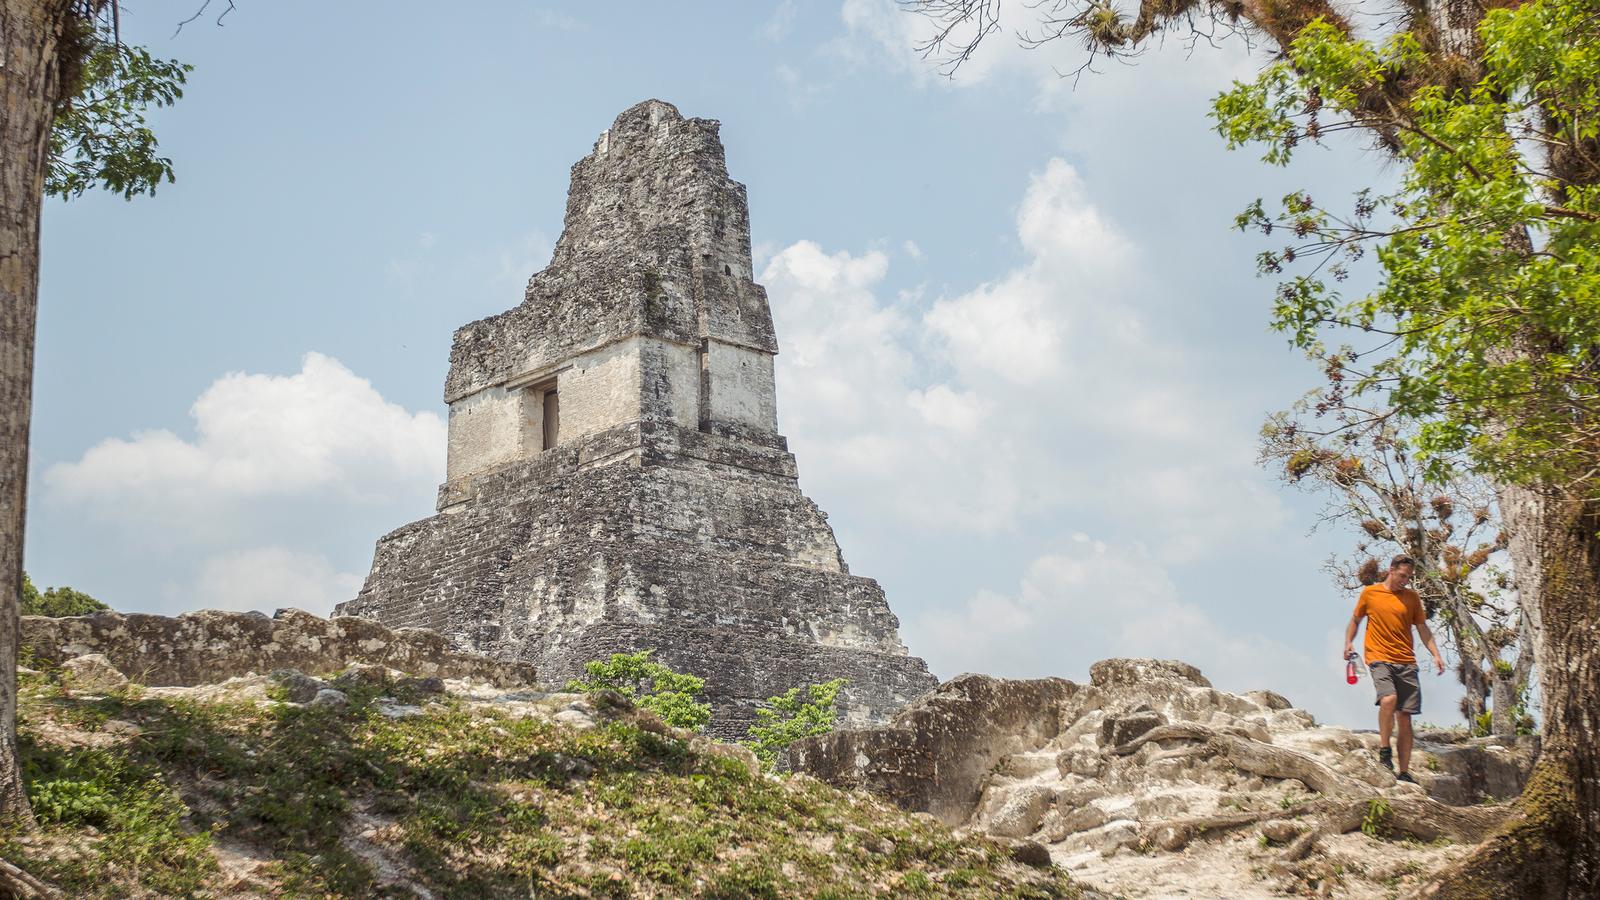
left=982, top=784, right=1056, bottom=838
left=689, top=735, right=762, bottom=778
left=400, top=676, right=447, bottom=697
left=999, top=837, right=1053, bottom=868
left=1052, top=804, right=1109, bottom=838
left=1260, top=819, right=1304, bottom=844
left=102, top=720, right=141, bottom=738
left=860, top=834, right=895, bottom=856
left=311, top=689, right=349, bottom=710
left=377, top=702, right=426, bottom=719
left=1413, top=734, right=1539, bottom=803
left=549, top=753, right=596, bottom=780
left=1057, top=748, right=1105, bottom=779
left=1100, top=707, right=1165, bottom=748
left=1244, top=689, right=1293, bottom=711
left=61, top=654, right=128, bottom=694
left=333, top=100, right=936, bottom=738
left=1089, top=819, right=1141, bottom=855
left=330, top=663, right=391, bottom=692
left=1089, top=659, right=1210, bottom=689
left=1145, top=823, right=1192, bottom=852
left=553, top=708, right=598, bottom=731
left=269, top=669, right=324, bottom=704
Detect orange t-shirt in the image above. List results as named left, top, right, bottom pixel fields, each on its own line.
left=1355, top=583, right=1426, bottom=664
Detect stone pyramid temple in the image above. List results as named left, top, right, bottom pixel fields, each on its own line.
left=337, top=100, right=937, bottom=736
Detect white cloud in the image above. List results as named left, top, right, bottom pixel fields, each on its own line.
left=924, top=273, right=1062, bottom=385
left=47, top=353, right=445, bottom=533
left=768, top=156, right=1284, bottom=555
left=764, top=0, right=799, bottom=40
left=907, top=385, right=987, bottom=432
left=775, top=63, right=824, bottom=109
left=765, top=241, right=1026, bottom=531
left=836, top=0, right=933, bottom=78
left=531, top=8, right=582, bottom=31
left=1015, top=159, right=1133, bottom=274
left=170, top=547, right=363, bottom=617
left=909, top=538, right=1326, bottom=706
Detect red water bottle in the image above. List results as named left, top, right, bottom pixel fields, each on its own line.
left=1345, top=652, right=1360, bottom=685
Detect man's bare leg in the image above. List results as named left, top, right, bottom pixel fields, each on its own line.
left=1396, top=712, right=1413, bottom=774
left=1378, top=694, right=1397, bottom=749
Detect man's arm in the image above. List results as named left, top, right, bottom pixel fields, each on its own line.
left=1417, top=621, right=1446, bottom=675
left=1343, top=604, right=1363, bottom=659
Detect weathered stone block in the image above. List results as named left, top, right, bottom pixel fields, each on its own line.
left=1100, top=708, right=1165, bottom=748
left=61, top=654, right=128, bottom=694
left=21, top=608, right=534, bottom=687
left=789, top=673, right=1078, bottom=824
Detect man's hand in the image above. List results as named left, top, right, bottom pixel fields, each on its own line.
left=1417, top=622, right=1446, bottom=676
left=1342, top=644, right=1354, bottom=661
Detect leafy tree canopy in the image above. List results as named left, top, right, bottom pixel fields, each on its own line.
left=1213, top=0, right=1600, bottom=491
left=49, top=25, right=191, bottom=200
left=20, top=574, right=109, bottom=618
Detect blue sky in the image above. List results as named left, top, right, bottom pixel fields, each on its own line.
left=28, top=1, right=1449, bottom=728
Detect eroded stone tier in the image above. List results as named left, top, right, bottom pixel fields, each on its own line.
left=337, top=100, right=937, bottom=736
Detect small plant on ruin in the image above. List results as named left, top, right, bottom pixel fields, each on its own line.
left=741, top=678, right=847, bottom=771
left=567, top=650, right=711, bottom=731
left=1361, top=797, right=1391, bottom=838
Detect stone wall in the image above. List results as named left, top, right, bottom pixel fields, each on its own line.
left=704, top=340, right=777, bottom=435
left=21, top=608, right=537, bottom=688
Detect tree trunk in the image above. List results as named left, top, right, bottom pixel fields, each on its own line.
left=1490, top=668, right=1517, bottom=739
left=0, top=0, right=76, bottom=827
left=1429, top=484, right=1600, bottom=897
left=1462, top=662, right=1488, bottom=730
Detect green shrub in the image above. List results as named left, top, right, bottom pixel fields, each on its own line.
left=742, top=678, right=847, bottom=770
left=19, top=738, right=215, bottom=894
left=568, top=650, right=711, bottom=731
left=21, top=572, right=110, bottom=617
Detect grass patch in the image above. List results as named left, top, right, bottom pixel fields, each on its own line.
left=5, top=675, right=1080, bottom=898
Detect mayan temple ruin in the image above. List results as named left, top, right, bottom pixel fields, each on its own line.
left=336, top=100, right=938, bottom=736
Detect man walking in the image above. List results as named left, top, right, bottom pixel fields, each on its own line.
left=1343, top=555, right=1445, bottom=783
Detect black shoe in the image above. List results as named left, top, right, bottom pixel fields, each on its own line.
left=1378, top=747, right=1394, bottom=771
left=1396, top=771, right=1417, bottom=784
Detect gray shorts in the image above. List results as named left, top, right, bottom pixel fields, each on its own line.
left=1371, top=662, right=1421, bottom=715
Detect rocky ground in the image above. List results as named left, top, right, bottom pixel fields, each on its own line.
left=957, top=660, right=1533, bottom=899
left=10, top=613, right=1538, bottom=899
